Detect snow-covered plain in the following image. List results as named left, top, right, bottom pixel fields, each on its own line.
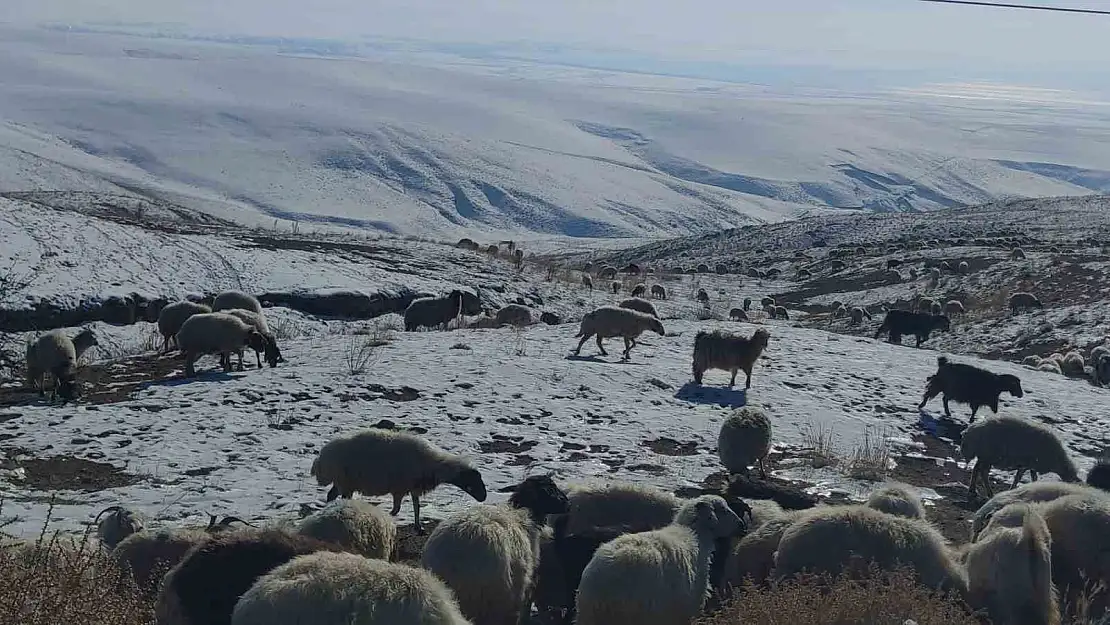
left=4, top=25, right=1110, bottom=239
left=2, top=315, right=1106, bottom=537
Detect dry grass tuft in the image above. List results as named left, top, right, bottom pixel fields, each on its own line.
left=845, top=426, right=892, bottom=481
left=801, top=421, right=839, bottom=469
left=700, top=566, right=977, bottom=625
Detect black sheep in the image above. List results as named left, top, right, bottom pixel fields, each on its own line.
left=1086, top=458, right=1110, bottom=492
left=155, top=529, right=341, bottom=625
left=917, top=356, right=1024, bottom=422
left=723, top=473, right=818, bottom=511
left=874, top=309, right=950, bottom=347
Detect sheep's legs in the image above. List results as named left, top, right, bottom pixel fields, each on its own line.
left=595, top=335, right=607, bottom=356
left=968, top=405, right=979, bottom=423
left=390, top=493, right=403, bottom=516
left=943, top=397, right=953, bottom=417
left=744, top=367, right=753, bottom=389
left=728, top=369, right=738, bottom=387
left=967, top=460, right=981, bottom=500
left=412, top=494, right=424, bottom=535
left=573, top=333, right=592, bottom=356
left=758, top=457, right=768, bottom=478
left=980, top=463, right=995, bottom=498
left=1011, top=469, right=1028, bottom=489
left=918, top=387, right=940, bottom=410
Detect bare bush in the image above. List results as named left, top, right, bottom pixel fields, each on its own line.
left=801, top=421, right=839, bottom=469
left=845, top=427, right=892, bottom=481
left=342, top=321, right=393, bottom=375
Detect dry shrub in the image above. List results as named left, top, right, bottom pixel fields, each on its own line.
left=801, top=421, right=839, bottom=469
left=700, top=566, right=976, bottom=625
left=0, top=533, right=155, bottom=625
left=845, top=426, right=892, bottom=481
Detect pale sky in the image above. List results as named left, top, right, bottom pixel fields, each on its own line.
left=5, top=0, right=1109, bottom=89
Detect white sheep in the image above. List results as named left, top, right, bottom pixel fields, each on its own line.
left=421, top=475, right=568, bottom=625
left=724, top=510, right=806, bottom=588
left=212, top=290, right=263, bottom=315
left=1036, top=493, right=1110, bottom=616
left=230, top=552, right=473, bottom=625
left=575, top=495, right=742, bottom=625
left=961, top=416, right=1079, bottom=501
left=220, top=308, right=283, bottom=369
left=175, top=312, right=267, bottom=376
left=296, top=499, right=396, bottom=560
left=561, top=482, right=679, bottom=535
left=717, top=406, right=772, bottom=477
left=572, top=305, right=665, bottom=360
left=24, top=327, right=98, bottom=400
left=158, top=301, right=212, bottom=351
left=772, top=506, right=967, bottom=595
left=865, top=483, right=925, bottom=519
left=969, top=481, right=1105, bottom=542
left=310, top=428, right=488, bottom=534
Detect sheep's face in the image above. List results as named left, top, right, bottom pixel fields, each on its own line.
left=751, top=329, right=771, bottom=350
left=245, top=331, right=268, bottom=354
left=649, top=318, right=666, bottom=336
left=263, top=336, right=284, bottom=368
left=1001, top=375, right=1024, bottom=398
left=510, top=475, right=569, bottom=517
left=691, top=496, right=743, bottom=538
left=450, top=468, right=488, bottom=503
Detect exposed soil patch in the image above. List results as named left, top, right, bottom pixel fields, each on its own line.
left=479, top=437, right=538, bottom=454
left=0, top=448, right=142, bottom=492
left=642, top=437, right=700, bottom=456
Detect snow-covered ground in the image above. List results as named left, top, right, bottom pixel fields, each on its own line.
left=1, top=315, right=1106, bottom=537
left=4, top=25, right=1110, bottom=239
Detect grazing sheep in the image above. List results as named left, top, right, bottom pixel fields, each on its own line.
left=772, top=506, right=967, bottom=594
left=945, top=300, right=965, bottom=316
left=156, top=529, right=341, bottom=625
left=849, top=306, right=871, bottom=324
left=575, top=495, right=743, bottom=625
left=622, top=263, right=641, bottom=275
left=230, top=552, right=473, bottom=625
left=540, top=311, right=562, bottom=326
left=494, top=304, right=533, bottom=328
left=725, top=511, right=807, bottom=588
left=1009, top=292, right=1043, bottom=314
left=1036, top=493, right=1110, bottom=615
left=865, top=483, right=925, bottom=519
left=572, top=305, right=665, bottom=360
left=963, top=505, right=1058, bottom=625
left=296, top=499, right=396, bottom=560
left=916, top=298, right=936, bottom=313
left=1060, top=351, right=1085, bottom=377
left=743, top=297, right=752, bottom=311
left=958, top=261, right=970, bottom=273
left=611, top=281, right=621, bottom=294
left=874, top=309, right=950, bottom=347
left=486, top=245, right=499, bottom=258
left=728, top=308, right=748, bottom=321
left=421, top=475, right=569, bottom=625
left=696, top=288, right=710, bottom=304
left=760, top=296, right=775, bottom=308
left=456, top=238, right=480, bottom=251
left=618, top=297, right=658, bottom=318
left=405, top=290, right=467, bottom=331
left=310, top=428, right=487, bottom=534
left=581, top=275, right=593, bottom=290
left=630, top=283, right=647, bottom=298
left=1022, top=355, right=1042, bottom=367
left=562, top=482, right=679, bottom=535
left=1012, top=247, right=1027, bottom=260
left=696, top=263, right=710, bottom=273
left=158, top=301, right=212, bottom=351
left=220, top=308, right=283, bottom=369
left=692, top=327, right=771, bottom=389
left=1091, top=344, right=1110, bottom=365
left=95, top=505, right=146, bottom=550
left=969, top=481, right=1104, bottom=542
left=176, top=312, right=267, bottom=376
left=770, top=305, right=789, bottom=320
left=961, top=416, right=1079, bottom=501
left=1095, top=352, right=1110, bottom=387
left=918, top=356, right=1024, bottom=422
left=534, top=517, right=637, bottom=625
left=25, top=327, right=98, bottom=400
left=1087, top=458, right=1110, bottom=492
left=1038, top=360, right=1063, bottom=375
left=650, top=284, right=667, bottom=300
left=598, top=266, right=617, bottom=279
left=212, top=290, right=263, bottom=315
left=717, top=406, right=772, bottom=477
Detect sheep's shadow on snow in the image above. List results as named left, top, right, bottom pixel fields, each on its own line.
left=674, top=382, right=747, bottom=408
left=916, top=410, right=967, bottom=444
left=138, top=370, right=243, bottom=390
left=564, top=354, right=648, bottom=365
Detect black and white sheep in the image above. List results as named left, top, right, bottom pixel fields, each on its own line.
left=494, top=304, right=533, bottom=328
left=220, top=308, right=283, bottom=369
left=618, top=297, right=658, bottom=318
left=230, top=552, right=473, bottom=625
left=772, top=506, right=967, bottom=595
left=691, top=327, right=770, bottom=388
left=296, top=499, right=396, bottom=560
left=717, top=406, right=772, bottom=477
left=421, top=475, right=568, bottom=625
left=961, top=415, right=1079, bottom=501
left=24, top=327, right=98, bottom=400
left=212, top=290, right=263, bottom=315
left=158, top=301, right=212, bottom=351
left=651, top=284, right=667, bottom=300
left=1009, top=292, right=1043, bottom=314
left=404, top=290, right=467, bottom=331
left=864, top=483, right=925, bottom=519
left=176, top=312, right=267, bottom=376
left=310, top=428, right=487, bottom=534
left=874, top=309, right=950, bottom=347
left=918, top=356, right=1024, bottom=422
left=156, top=529, right=341, bottom=625
left=575, top=495, right=743, bottom=625
left=572, top=305, right=665, bottom=360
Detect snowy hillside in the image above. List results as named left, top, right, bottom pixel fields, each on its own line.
left=4, top=25, right=1110, bottom=239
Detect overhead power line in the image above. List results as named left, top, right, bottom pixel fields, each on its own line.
left=918, top=0, right=1110, bottom=15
